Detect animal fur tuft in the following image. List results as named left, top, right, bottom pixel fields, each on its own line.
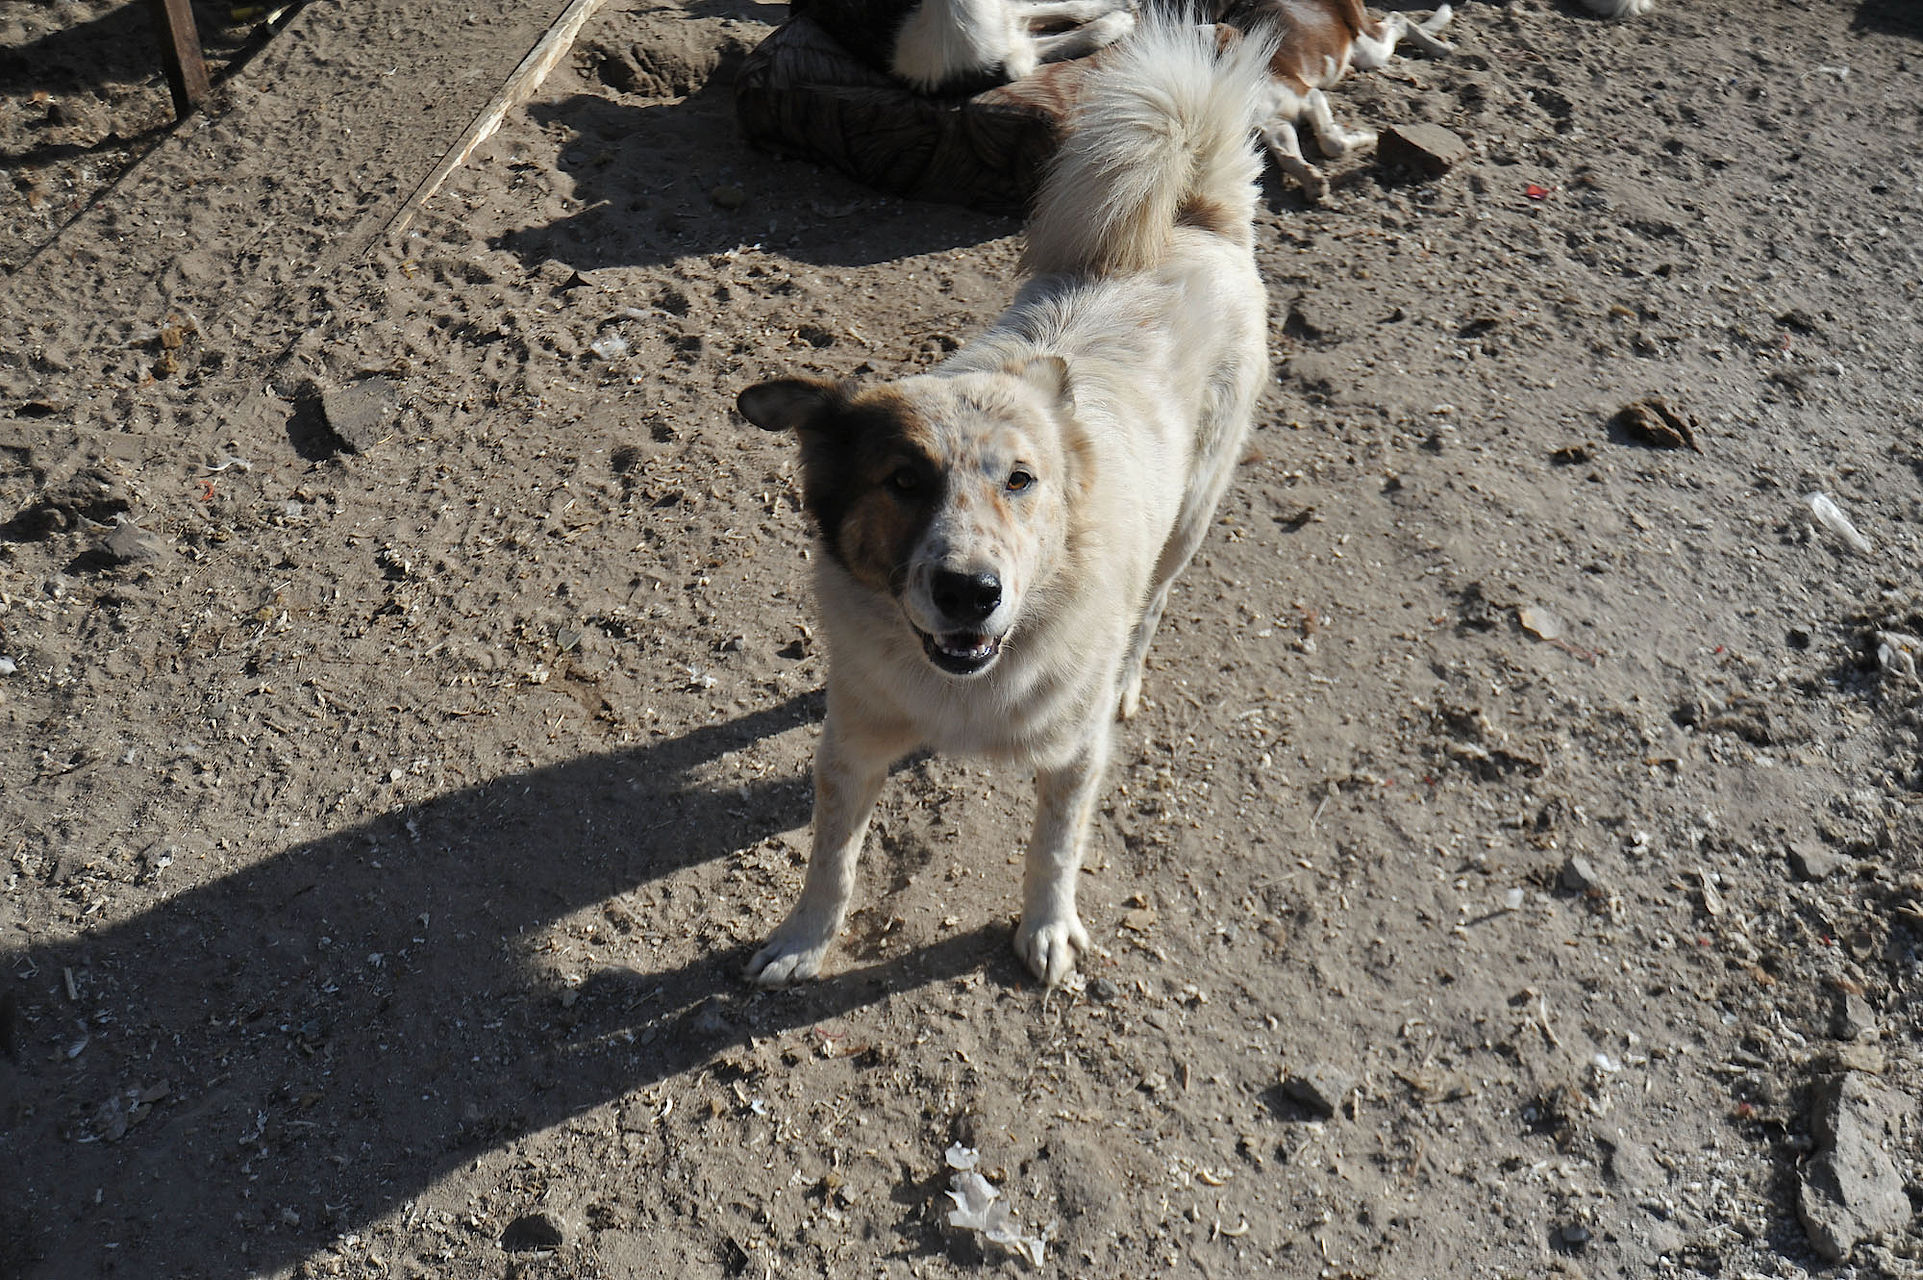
left=1022, top=16, right=1273, bottom=279
left=1576, top=0, right=1654, bottom=17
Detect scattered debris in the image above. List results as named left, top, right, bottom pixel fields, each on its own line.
left=1615, top=397, right=1702, bottom=452
left=1796, top=1072, right=1911, bottom=1262
left=589, top=332, right=629, bottom=361
left=942, top=1146, right=1054, bottom=1267
left=1805, top=491, right=1873, bottom=556
left=1872, top=630, right=1919, bottom=683
left=1517, top=605, right=1564, bottom=641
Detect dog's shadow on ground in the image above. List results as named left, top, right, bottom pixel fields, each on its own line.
left=0, top=693, right=1005, bottom=1279
left=491, top=82, right=1017, bottom=272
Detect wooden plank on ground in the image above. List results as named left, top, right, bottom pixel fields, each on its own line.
left=381, top=0, right=610, bottom=245
left=149, top=0, right=211, bottom=118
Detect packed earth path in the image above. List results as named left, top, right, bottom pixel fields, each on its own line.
left=2, top=1, right=1921, bottom=1277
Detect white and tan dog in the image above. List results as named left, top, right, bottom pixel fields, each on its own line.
left=737, top=18, right=1274, bottom=987
left=1211, top=0, right=1454, bottom=199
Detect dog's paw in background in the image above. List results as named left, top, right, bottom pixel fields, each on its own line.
left=1577, top=0, right=1655, bottom=16
left=1015, top=911, right=1090, bottom=987
left=746, top=913, right=840, bottom=987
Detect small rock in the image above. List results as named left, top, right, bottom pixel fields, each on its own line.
left=1559, top=855, right=1599, bottom=893
left=101, top=520, right=163, bottom=563
left=1377, top=122, right=1469, bottom=177
left=501, top=1212, right=566, bottom=1251
left=1556, top=1223, right=1592, bottom=1250
left=1614, top=397, right=1702, bottom=453
left=1603, top=1138, right=1665, bottom=1191
left=710, top=183, right=747, bottom=210
left=1797, top=1073, right=1911, bottom=1262
left=1088, top=976, right=1120, bottom=1002
left=1788, top=840, right=1846, bottom=882
left=320, top=377, right=400, bottom=454
left=1822, top=1042, right=1886, bottom=1075
left=1281, top=1065, right=1352, bottom=1119
left=1832, top=990, right=1876, bottom=1042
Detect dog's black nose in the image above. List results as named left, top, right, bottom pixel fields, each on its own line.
left=931, top=569, right=1002, bottom=625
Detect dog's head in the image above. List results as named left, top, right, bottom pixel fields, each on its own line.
left=739, top=359, right=1079, bottom=678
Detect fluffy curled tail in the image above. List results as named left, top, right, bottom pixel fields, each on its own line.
left=1022, top=15, right=1272, bottom=279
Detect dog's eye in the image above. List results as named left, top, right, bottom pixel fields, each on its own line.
left=1005, top=470, right=1034, bottom=493
left=889, top=467, right=920, bottom=494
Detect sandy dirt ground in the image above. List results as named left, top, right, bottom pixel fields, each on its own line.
left=3, top=0, right=1922, bottom=1277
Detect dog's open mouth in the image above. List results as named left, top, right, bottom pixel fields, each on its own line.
left=917, top=628, right=1003, bottom=676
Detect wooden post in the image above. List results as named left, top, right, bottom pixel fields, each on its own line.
left=149, top=0, right=211, bottom=119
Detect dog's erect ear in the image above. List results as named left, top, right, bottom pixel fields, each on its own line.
left=1011, top=355, right=1072, bottom=410
left=737, top=379, right=839, bottom=433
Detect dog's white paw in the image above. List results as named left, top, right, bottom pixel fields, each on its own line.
left=1320, top=128, right=1377, bottom=159
left=1085, top=9, right=1134, bottom=41
left=1014, top=912, right=1090, bottom=987
left=745, top=921, right=836, bottom=987
left=1117, top=671, right=1143, bottom=720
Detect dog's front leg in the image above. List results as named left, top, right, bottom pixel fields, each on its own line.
left=747, top=711, right=907, bottom=987
left=1016, top=718, right=1109, bottom=986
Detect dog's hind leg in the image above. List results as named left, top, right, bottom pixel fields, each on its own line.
left=1015, top=0, right=1130, bottom=23
left=1016, top=721, right=1108, bottom=985
left=1029, top=9, right=1135, bottom=64
left=746, top=709, right=913, bottom=987
left=1259, top=117, right=1330, bottom=201
left=1409, top=5, right=1455, bottom=56
left=1304, top=88, right=1377, bottom=159
left=1353, top=5, right=1453, bottom=67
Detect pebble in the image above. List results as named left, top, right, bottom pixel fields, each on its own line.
left=320, top=377, right=400, bottom=454
left=1281, top=1065, right=1352, bottom=1119
left=102, top=519, right=164, bottom=563
left=1558, top=855, right=1599, bottom=893
left=1087, top=976, right=1120, bottom=1002
left=1831, top=990, right=1876, bottom=1042
left=1376, top=122, right=1470, bottom=177
left=1603, top=1138, right=1665, bottom=1191
left=1797, top=1072, right=1911, bottom=1262
left=1788, top=840, right=1847, bottom=882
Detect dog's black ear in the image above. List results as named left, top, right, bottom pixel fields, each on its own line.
left=737, top=379, right=839, bottom=433
left=1011, top=355, right=1072, bottom=411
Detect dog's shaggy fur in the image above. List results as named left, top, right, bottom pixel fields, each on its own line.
left=1578, top=0, right=1654, bottom=17
left=737, top=18, right=1274, bottom=987
left=792, top=0, right=1136, bottom=94
left=1211, top=0, right=1452, bottom=200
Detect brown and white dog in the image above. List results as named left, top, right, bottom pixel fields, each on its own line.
left=1211, top=0, right=1453, bottom=199
left=736, top=19, right=1274, bottom=987
left=791, top=0, right=1137, bottom=94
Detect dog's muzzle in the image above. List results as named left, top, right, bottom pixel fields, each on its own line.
left=916, top=627, right=1003, bottom=677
